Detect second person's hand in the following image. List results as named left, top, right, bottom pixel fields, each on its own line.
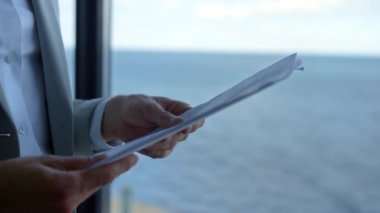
left=0, top=154, right=138, bottom=213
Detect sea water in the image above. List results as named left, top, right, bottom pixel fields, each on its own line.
left=108, top=51, right=380, bottom=213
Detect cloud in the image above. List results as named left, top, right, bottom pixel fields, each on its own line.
left=195, top=2, right=252, bottom=20
left=111, top=0, right=184, bottom=12
left=194, top=0, right=346, bottom=20
left=256, top=0, right=345, bottom=15
left=158, top=0, right=183, bottom=10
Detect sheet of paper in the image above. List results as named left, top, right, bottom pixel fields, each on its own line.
left=90, top=53, right=303, bottom=169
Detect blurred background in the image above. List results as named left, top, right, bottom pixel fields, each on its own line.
left=59, top=0, right=380, bottom=212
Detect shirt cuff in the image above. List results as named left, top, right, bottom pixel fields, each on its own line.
left=90, top=98, right=124, bottom=152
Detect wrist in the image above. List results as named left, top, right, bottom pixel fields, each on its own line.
left=101, top=96, right=122, bottom=141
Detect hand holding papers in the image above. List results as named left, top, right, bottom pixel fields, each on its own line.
left=90, top=53, right=303, bottom=169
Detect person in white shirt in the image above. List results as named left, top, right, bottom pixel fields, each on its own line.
left=0, top=0, right=203, bottom=212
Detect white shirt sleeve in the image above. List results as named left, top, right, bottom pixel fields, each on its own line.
left=90, top=98, right=125, bottom=152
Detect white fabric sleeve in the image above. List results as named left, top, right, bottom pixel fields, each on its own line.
left=90, top=98, right=124, bottom=152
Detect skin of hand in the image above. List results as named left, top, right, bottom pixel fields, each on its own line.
left=0, top=154, right=138, bottom=213
left=102, top=94, right=204, bottom=158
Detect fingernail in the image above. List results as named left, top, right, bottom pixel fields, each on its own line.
left=170, top=116, right=182, bottom=123
left=93, top=153, right=107, bottom=161
left=131, top=155, right=139, bottom=166
left=163, top=150, right=172, bottom=157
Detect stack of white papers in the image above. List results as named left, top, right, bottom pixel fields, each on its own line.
left=90, top=53, right=303, bottom=169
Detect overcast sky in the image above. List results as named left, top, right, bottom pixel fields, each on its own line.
left=58, top=0, right=380, bottom=56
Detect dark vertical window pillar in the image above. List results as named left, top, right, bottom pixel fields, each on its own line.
left=76, top=0, right=111, bottom=99
left=75, top=0, right=112, bottom=212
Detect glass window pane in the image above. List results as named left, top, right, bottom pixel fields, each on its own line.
left=58, top=0, right=76, bottom=91
left=111, top=1, right=380, bottom=212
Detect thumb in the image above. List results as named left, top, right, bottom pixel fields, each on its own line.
left=148, top=104, right=183, bottom=128
left=80, top=154, right=139, bottom=191
left=43, top=154, right=106, bottom=171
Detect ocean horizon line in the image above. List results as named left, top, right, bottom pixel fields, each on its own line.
left=64, top=48, right=380, bottom=59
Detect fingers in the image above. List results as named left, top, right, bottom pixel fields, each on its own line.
left=80, top=155, right=138, bottom=192
left=190, top=119, right=205, bottom=133
left=180, top=119, right=204, bottom=136
left=139, top=138, right=176, bottom=158
left=139, top=131, right=189, bottom=158
left=148, top=137, right=173, bottom=150
left=144, top=96, right=195, bottom=129
left=153, top=96, right=191, bottom=116
left=175, top=132, right=188, bottom=142
left=155, top=97, right=205, bottom=132
left=140, top=148, right=173, bottom=159
left=35, top=154, right=137, bottom=210
left=41, top=154, right=106, bottom=171
left=139, top=115, right=205, bottom=159
left=145, top=100, right=182, bottom=128
left=138, top=118, right=205, bottom=159
left=127, top=95, right=205, bottom=159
